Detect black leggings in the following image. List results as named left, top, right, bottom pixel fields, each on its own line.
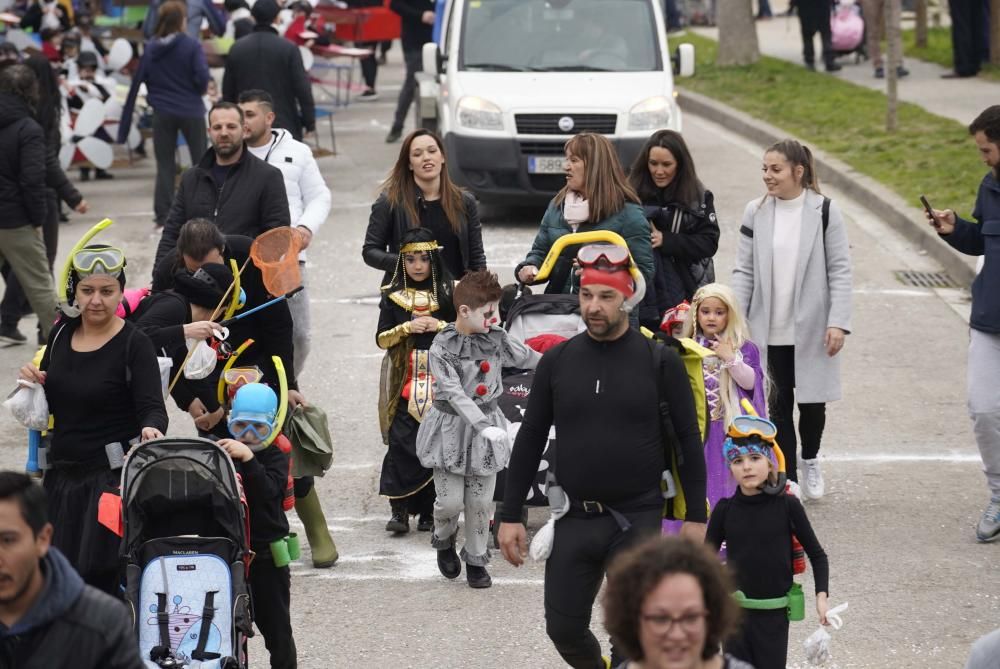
left=726, top=608, right=789, bottom=669
left=768, top=345, right=826, bottom=482
left=249, top=556, right=297, bottom=669
left=544, top=506, right=662, bottom=668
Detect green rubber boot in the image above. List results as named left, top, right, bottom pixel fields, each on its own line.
left=294, top=487, right=338, bottom=568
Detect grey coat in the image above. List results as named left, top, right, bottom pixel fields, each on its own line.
left=731, top=190, right=853, bottom=403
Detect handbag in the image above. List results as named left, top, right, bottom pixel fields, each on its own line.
left=286, top=404, right=334, bottom=478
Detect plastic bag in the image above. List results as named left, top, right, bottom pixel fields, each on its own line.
left=156, top=356, right=173, bottom=399
left=528, top=484, right=570, bottom=561
left=183, top=338, right=217, bottom=380
left=803, top=602, right=848, bottom=666
left=4, top=380, right=49, bottom=430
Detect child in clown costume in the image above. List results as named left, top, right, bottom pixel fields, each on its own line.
left=416, top=270, right=540, bottom=589
left=218, top=383, right=298, bottom=669
left=376, top=227, right=456, bottom=534
left=675, top=283, right=766, bottom=529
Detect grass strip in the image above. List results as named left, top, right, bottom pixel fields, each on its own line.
left=902, top=27, right=1000, bottom=82
left=677, top=32, right=983, bottom=215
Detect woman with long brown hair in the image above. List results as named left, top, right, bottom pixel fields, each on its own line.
left=516, top=132, right=654, bottom=294
left=363, top=128, right=486, bottom=281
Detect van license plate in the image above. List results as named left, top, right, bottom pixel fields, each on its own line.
left=528, top=156, right=565, bottom=174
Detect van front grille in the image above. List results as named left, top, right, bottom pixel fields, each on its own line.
left=515, top=113, right=617, bottom=135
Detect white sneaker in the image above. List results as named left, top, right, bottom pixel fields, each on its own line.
left=801, top=458, right=825, bottom=500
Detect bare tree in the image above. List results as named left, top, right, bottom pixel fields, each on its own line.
left=886, top=0, right=902, bottom=131
left=915, top=0, right=927, bottom=48
left=717, top=0, right=759, bottom=66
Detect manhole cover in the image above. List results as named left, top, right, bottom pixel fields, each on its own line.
left=893, top=270, right=958, bottom=289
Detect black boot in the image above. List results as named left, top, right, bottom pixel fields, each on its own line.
left=385, top=500, right=409, bottom=534
left=436, top=546, right=461, bottom=579
left=466, top=564, right=492, bottom=589
left=417, top=513, right=433, bottom=532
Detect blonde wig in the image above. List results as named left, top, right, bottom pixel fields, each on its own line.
left=682, top=282, right=754, bottom=426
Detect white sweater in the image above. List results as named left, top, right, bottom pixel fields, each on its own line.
left=769, top=191, right=805, bottom=345
left=248, top=129, right=331, bottom=262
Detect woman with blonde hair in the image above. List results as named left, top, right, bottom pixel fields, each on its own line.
left=732, top=138, right=852, bottom=500
left=670, top=282, right=766, bottom=529
left=516, top=132, right=654, bottom=294
left=363, top=128, right=486, bottom=282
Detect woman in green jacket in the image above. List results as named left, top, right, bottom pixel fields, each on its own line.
left=515, top=133, right=654, bottom=294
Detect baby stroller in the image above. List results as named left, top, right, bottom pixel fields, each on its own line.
left=830, top=0, right=867, bottom=63
left=121, top=438, right=254, bottom=669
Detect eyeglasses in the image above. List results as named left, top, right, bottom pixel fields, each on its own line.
left=228, top=418, right=273, bottom=442
left=72, top=247, right=125, bottom=277
left=576, top=243, right=630, bottom=269
left=640, top=610, right=709, bottom=635
left=223, top=366, right=263, bottom=386
left=727, top=414, right=777, bottom=442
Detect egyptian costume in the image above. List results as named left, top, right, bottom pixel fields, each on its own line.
left=376, top=237, right=455, bottom=508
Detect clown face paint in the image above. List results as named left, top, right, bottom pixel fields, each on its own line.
left=457, top=300, right=500, bottom=334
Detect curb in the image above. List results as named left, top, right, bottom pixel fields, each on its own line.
left=677, top=87, right=977, bottom=287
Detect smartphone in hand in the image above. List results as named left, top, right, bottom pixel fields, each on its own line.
left=920, top=195, right=943, bottom=229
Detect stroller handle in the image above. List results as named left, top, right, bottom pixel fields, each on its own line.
left=531, top=230, right=643, bottom=289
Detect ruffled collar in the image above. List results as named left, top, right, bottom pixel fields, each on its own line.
left=435, top=324, right=503, bottom=358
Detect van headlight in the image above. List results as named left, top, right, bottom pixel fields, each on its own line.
left=457, top=97, right=504, bottom=131
left=628, top=96, right=672, bottom=131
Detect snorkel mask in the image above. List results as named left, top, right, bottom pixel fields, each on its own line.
left=577, top=243, right=646, bottom=313
left=65, top=244, right=127, bottom=315
left=228, top=382, right=278, bottom=451
left=723, top=414, right=787, bottom=495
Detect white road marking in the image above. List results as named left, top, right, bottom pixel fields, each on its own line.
left=822, top=453, right=980, bottom=463
left=851, top=288, right=934, bottom=297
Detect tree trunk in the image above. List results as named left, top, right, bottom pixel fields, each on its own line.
left=991, top=0, right=1000, bottom=66
left=717, top=0, right=759, bottom=66
left=886, top=0, right=902, bottom=132
left=915, top=0, right=927, bottom=48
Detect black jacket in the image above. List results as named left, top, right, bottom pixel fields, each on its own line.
left=222, top=26, right=316, bottom=138
left=0, top=547, right=143, bottom=669
left=0, top=93, right=47, bottom=230
left=151, top=234, right=299, bottom=404
left=389, top=0, right=435, bottom=51
left=235, top=445, right=291, bottom=551
left=642, top=189, right=720, bottom=308
left=153, top=145, right=290, bottom=273
left=363, top=191, right=486, bottom=282
left=942, top=171, right=1000, bottom=334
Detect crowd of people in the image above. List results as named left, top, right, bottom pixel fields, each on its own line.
left=0, top=1, right=998, bottom=668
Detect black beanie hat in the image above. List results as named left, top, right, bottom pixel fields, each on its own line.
left=173, top=262, right=233, bottom=309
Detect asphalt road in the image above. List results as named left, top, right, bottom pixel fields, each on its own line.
left=0, top=55, right=997, bottom=668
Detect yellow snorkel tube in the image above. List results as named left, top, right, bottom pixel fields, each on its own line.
left=262, top=355, right=288, bottom=449
left=58, top=218, right=113, bottom=316
left=223, top=258, right=242, bottom=320
left=217, top=338, right=255, bottom=406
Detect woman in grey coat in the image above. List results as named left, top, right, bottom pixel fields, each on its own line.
left=731, top=139, right=852, bottom=500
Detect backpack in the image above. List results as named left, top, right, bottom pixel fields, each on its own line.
left=646, top=335, right=712, bottom=521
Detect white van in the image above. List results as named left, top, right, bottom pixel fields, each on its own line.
left=416, top=0, right=694, bottom=202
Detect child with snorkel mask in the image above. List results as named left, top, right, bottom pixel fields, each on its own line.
left=218, top=382, right=298, bottom=668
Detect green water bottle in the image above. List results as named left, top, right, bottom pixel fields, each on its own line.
left=286, top=533, right=301, bottom=561
left=270, top=538, right=291, bottom=568
left=787, top=582, right=805, bottom=621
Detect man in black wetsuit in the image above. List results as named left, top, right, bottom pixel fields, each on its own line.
left=498, top=244, right=707, bottom=669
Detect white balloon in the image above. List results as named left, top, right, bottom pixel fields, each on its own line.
left=106, top=38, right=132, bottom=72
left=77, top=137, right=114, bottom=169
left=299, top=45, right=314, bottom=72
left=74, top=99, right=106, bottom=138
left=58, top=142, right=76, bottom=170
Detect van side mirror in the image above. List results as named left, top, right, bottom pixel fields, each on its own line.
left=422, top=41, right=443, bottom=75
left=672, top=43, right=695, bottom=78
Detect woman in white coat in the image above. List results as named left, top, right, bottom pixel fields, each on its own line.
left=731, top=139, right=852, bottom=500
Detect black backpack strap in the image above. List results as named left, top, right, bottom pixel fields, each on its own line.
left=153, top=592, right=171, bottom=658
left=647, top=337, right=683, bottom=467
left=191, top=591, right=221, bottom=661
left=821, top=196, right=831, bottom=235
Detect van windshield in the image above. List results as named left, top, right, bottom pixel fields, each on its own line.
left=459, top=0, right=661, bottom=73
